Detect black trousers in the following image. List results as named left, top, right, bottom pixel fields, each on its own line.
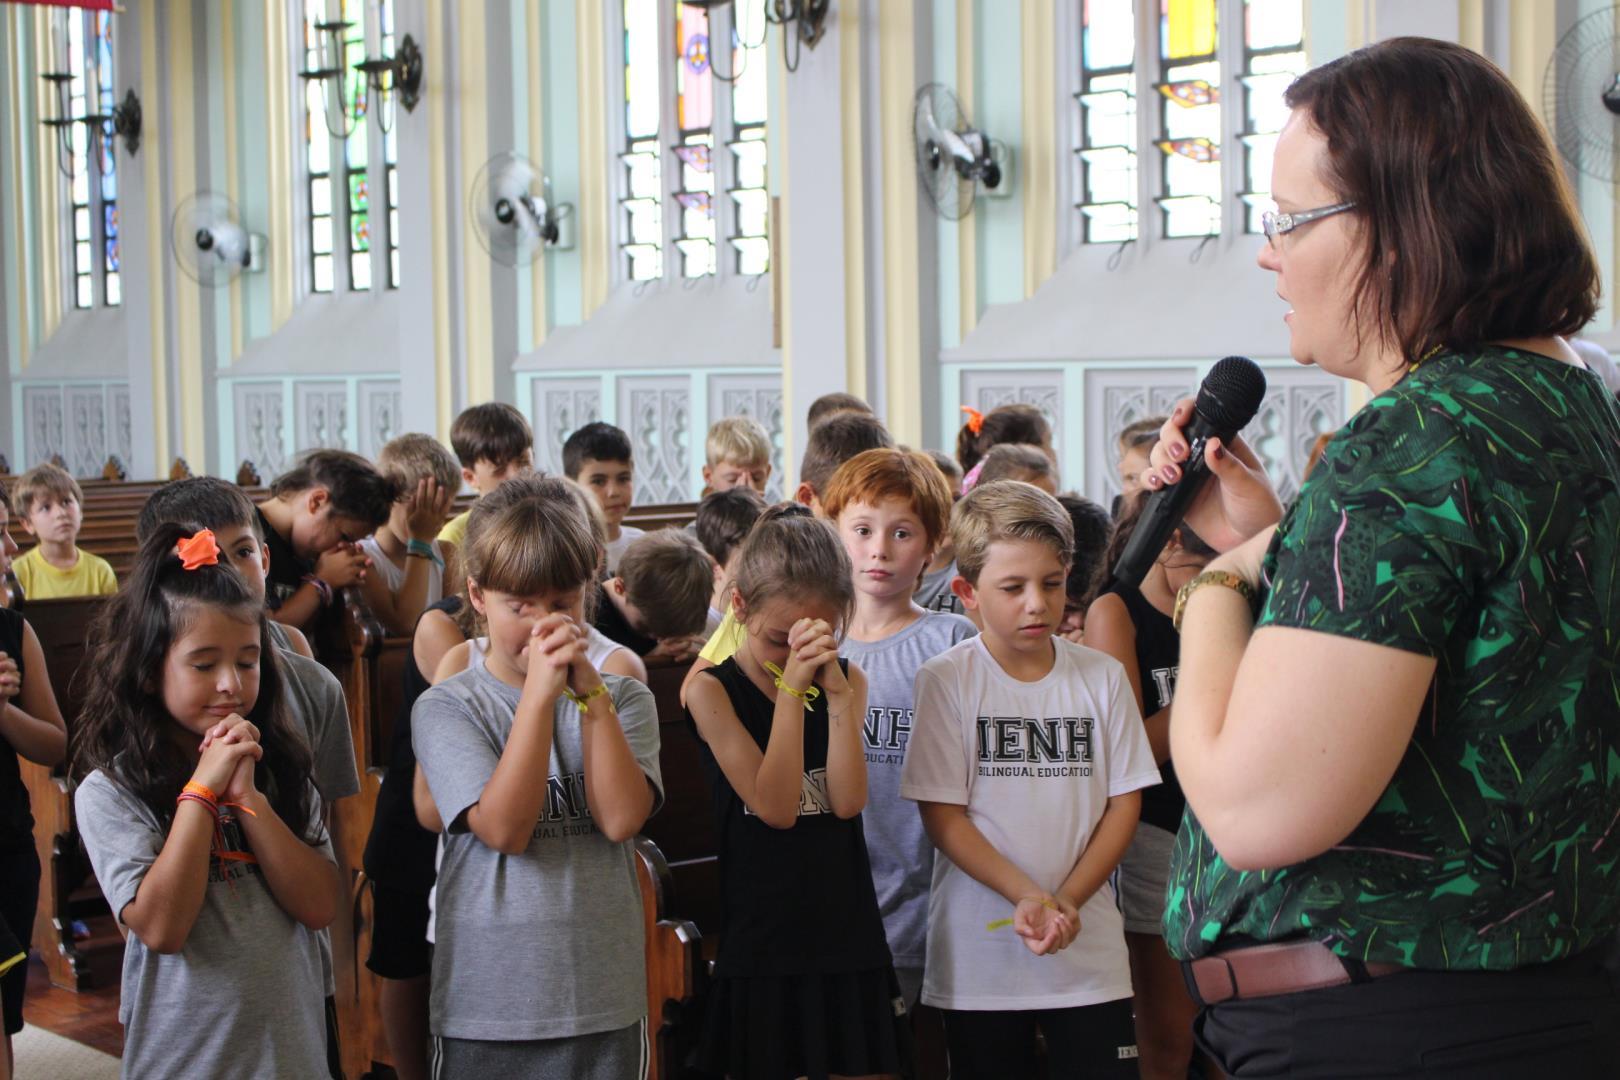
left=941, top=999, right=1138, bottom=1079
left=1195, top=951, right=1620, bottom=1078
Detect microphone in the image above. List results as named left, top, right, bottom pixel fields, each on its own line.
left=1112, top=357, right=1268, bottom=588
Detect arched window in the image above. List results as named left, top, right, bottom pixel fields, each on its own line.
left=58, top=9, right=120, bottom=309
left=302, top=0, right=399, bottom=294
left=617, top=0, right=770, bottom=284
left=1072, top=0, right=1306, bottom=245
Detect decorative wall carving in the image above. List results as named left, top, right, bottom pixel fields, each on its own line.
left=22, top=387, right=65, bottom=473
left=1248, top=369, right=1345, bottom=504
left=707, top=373, right=785, bottom=500
left=529, top=379, right=603, bottom=476
left=64, top=387, right=107, bottom=478
left=618, top=376, right=691, bottom=505
left=13, top=382, right=130, bottom=477
left=234, top=382, right=288, bottom=481
left=109, top=386, right=132, bottom=468
left=357, top=380, right=402, bottom=460
left=295, top=382, right=350, bottom=454
left=1082, top=367, right=1199, bottom=504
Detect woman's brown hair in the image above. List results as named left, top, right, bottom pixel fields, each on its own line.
left=1285, top=37, right=1599, bottom=365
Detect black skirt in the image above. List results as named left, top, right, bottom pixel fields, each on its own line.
left=698, top=965, right=913, bottom=1080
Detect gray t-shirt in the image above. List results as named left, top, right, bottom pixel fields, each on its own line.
left=914, top=561, right=965, bottom=616
left=413, top=662, right=664, bottom=1041
left=276, top=644, right=358, bottom=999
left=843, top=611, right=977, bottom=968
left=75, top=770, right=333, bottom=1080
left=277, top=647, right=360, bottom=803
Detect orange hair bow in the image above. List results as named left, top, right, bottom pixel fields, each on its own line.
left=960, top=406, right=985, bottom=436
left=176, top=529, right=221, bottom=571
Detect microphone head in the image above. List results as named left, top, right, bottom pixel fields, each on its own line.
left=1197, top=356, right=1268, bottom=431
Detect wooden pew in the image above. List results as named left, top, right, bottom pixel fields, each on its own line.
left=640, top=659, right=721, bottom=937
left=13, top=594, right=123, bottom=992
left=311, top=589, right=399, bottom=1080
left=636, top=836, right=703, bottom=1080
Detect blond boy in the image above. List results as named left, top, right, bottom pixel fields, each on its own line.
left=702, top=416, right=773, bottom=495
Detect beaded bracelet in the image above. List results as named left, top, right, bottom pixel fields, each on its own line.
left=301, top=574, right=335, bottom=607
left=561, top=683, right=611, bottom=712
left=763, top=661, right=821, bottom=712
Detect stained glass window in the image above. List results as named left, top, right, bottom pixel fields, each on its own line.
left=302, top=0, right=395, bottom=294
left=621, top=0, right=663, bottom=281
left=382, top=0, right=399, bottom=287
left=1155, top=0, right=1221, bottom=238
left=303, top=0, right=338, bottom=293
left=727, top=0, right=769, bottom=274
left=1076, top=1, right=1137, bottom=244
left=66, top=14, right=92, bottom=309
left=341, top=0, right=370, bottom=291
left=673, top=3, right=717, bottom=278
left=94, top=12, right=119, bottom=306
left=1240, top=0, right=1306, bottom=232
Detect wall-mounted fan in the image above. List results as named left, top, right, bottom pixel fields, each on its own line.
left=468, top=152, right=574, bottom=267
left=170, top=192, right=263, bottom=286
left=914, top=82, right=1006, bottom=220
left=1545, top=7, right=1620, bottom=181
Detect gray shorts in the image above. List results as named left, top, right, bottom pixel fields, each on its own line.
left=1116, top=823, right=1176, bottom=935
left=895, top=965, right=924, bottom=1013
left=431, top=1018, right=648, bottom=1080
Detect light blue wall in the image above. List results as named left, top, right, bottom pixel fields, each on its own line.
left=541, top=0, right=583, bottom=331
left=972, top=1, right=1024, bottom=312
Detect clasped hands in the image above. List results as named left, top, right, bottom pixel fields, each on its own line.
left=778, top=618, right=849, bottom=706
left=521, top=613, right=609, bottom=706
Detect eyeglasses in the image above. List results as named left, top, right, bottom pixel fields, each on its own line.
left=1260, top=202, right=1356, bottom=248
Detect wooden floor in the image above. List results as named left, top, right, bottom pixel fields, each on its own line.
left=22, top=958, right=124, bottom=1059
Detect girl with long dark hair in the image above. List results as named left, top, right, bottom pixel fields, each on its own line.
left=73, top=523, right=341, bottom=1079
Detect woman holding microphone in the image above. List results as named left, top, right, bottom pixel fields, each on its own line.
left=1145, top=37, right=1620, bottom=1076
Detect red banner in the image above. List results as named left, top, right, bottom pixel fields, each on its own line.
left=0, top=1, right=120, bottom=11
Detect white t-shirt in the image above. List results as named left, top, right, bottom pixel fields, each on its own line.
left=603, top=525, right=645, bottom=575
left=900, top=636, right=1159, bottom=1011
left=359, top=535, right=445, bottom=607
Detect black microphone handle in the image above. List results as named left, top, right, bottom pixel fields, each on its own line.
left=1111, top=412, right=1227, bottom=588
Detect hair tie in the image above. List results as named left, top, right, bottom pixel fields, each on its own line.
left=960, top=459, right=987, bottom=494
left=177, top=529, right=221, bottom=571
left=960, top=406, right=985, bottom=436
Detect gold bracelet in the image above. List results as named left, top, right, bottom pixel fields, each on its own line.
left=763, top=661, right=822, bottom=712
left=1172, top=570, right=1257, bottom=633
left=561, top=682, right=611, bottom=712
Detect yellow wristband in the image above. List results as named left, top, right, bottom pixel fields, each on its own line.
left=763, top=661, right=821, bottom=712
left=561, top=682, right=611, bottom=712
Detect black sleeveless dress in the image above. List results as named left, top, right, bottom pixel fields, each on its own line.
left=690, top=656, right=911, bottom=1080
left=1103, top=582, right=1185, bottom=832
left=360, top=596, right=462, bottom=979
left=0, top=608, right=41, bottom=1036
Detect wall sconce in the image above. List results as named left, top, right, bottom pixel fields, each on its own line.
left=303, top=14, right=423, bottom=136
left=38, top=74, right=141, bottom=178
left=680, top=0, right=828, bottom=74
left=354, top=32, right=423, bottom=117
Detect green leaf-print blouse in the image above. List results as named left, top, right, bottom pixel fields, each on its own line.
left=1163, top=346, right=1620, bottom=970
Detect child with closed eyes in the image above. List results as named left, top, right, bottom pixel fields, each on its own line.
left=685, top=504, right=911, bottom=1080
left=72, top=524, right=341, bottom=1080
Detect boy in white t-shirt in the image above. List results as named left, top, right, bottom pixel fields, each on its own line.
left=901, top=480, right=1159, bottom=1079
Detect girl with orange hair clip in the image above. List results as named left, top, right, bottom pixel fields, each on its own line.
left=72, top=524, right=342, bottom=1079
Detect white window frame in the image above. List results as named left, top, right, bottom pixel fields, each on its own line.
left=51, top=7, right=121, bottom=310
left=1058, top=0, right=1303, bottom=254
left=292, top=0, right=400, bottom=297
left=606, top=1, right=768, bottom=290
